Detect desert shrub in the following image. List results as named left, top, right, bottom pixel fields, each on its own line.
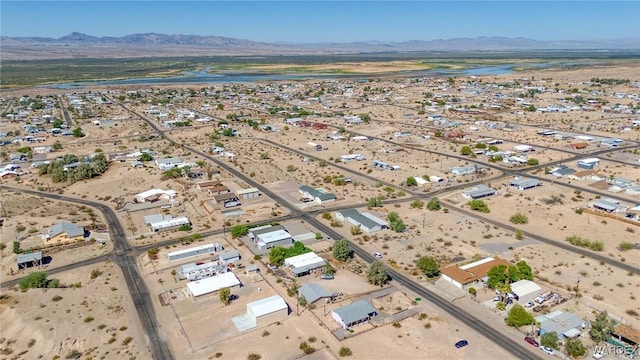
left=339, top=347, right=353, bottom=357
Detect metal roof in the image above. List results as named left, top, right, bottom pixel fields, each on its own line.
left=332, top=301, right=377, bottom=326
left=247, top=295, right=288, bottom=318
left=16, top=251, right=42, bottom=264
left=535, top=311, right=584, bottom=337
left=510, top=280, right=542, bottom=297
left=186, top=272, right=240, bottom=297
left=49, top=222, right=84, bottom=238
left=337, top=208, right=386, bottom=230
left=298, top=283, right=331, bottom=304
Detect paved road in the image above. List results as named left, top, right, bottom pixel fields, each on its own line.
left=58, top=95, right=73, bottom=127
left=0, top=186, right=174, bottom=360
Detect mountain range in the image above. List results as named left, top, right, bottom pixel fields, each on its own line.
left=1, top=32, right=639, bottom=60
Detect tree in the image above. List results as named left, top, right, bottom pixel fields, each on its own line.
left=540, top=332, right=559, bottom=350
left=53, top=141, right=63, bottom=151
left=269, top=247, right=287, bottom=266
left=52, top=119, right=64, bottom=128
left=565, top=338, right=587, bottom=358
left=19, top=271, right=49, bottom=290
left=332, top=239, right=352, bottom=262
left=515, top=261, right=533, bottom=281
left=406, top=177, right=417, bottom=186
left=388, top=212, right=406, bottom=232
left=487, top=265, right=508, bottom=289
left=140, top=153, right=153, bottom=162
left=526, top=158, right=539, bottom=166
left=590, top=311, right=615, bottom=343
left=509, top=212, right=528, bottom=224
left=367, top=260, right=390, bottom=286
left=90, top=153, right=109, bottom=175
left=426, top=198, right=441, bottom=211
left=286, top=164, right=296, bottom=172
left=416, top=256, right=439, bottom=278
left=505, top=305, right=535, bottom=327
left=460, top=146, right=472, bottom=155
left=488, top=145, right=499, bottom=152
left=230, top=225, right=249, bottom=238
left=72, top=127, right=84, bottom=137
left=468, top=199, right=490, bottom=213
left=367, top=195, right=383, bottom=208
left=219, top=287, right=231, bottom=306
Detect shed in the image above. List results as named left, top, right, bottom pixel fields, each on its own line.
left=186, top=272, right=241, bottom=299
left=236, top=187, right=260, bottom=199
left=284, top=252, right=327, bottom=277
left=510, top=280, right=542, bottom=304
left=246, top=295, right=289, bottom=326
left=219, top=250, right=241, bottom=264
left=332, top=301, right=378, bottom=329
left=17, top=251, right=42, bottom=269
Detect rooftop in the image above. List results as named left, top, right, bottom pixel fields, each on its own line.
left=246, top=295, right=288, bottom=318
left=333, top=300, right=378, bottom=325
left=441, top=258, right=509, bottom=285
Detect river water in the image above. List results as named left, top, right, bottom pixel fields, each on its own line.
left=41, top=62, right=583, bottom=89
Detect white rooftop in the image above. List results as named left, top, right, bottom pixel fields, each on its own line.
left=284, top=252, right=326, bottom=269
left=236, top=187, right=259, bottom=195
left=511, top=279, right=542, bottom=297
left=246, top=295, right=288, bottom=318
left=460, top=257, right=495, bottom=270
left=257, top=229, right=291, bottom=244
left=186, top=272, right=240, bottom=297
left=168, top=243, right=216, bottom=258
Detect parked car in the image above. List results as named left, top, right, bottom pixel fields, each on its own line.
left=524, top=301, right=534, bottom=308
left=455, top=340, right=469, bottom=348
left=321, top=274, right=334, bottom=280
left=541, top=346, right=555, bottom=355
left=373, top=252, right=382, bottom=259
left=524, top=336, right=539, bottom=347
left=492, top=296, right=501, bottom=301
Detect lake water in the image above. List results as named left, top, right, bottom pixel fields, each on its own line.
left=40, top=62, right=581, bottom=89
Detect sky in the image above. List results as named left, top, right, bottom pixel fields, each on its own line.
left=1, top=1, right=639, bottom=43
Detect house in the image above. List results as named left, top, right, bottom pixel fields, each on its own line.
left=440, top=257, right=509, bottom=289
left=535, top=310, right=585, bottom=340
left=177, top=260, right=227, bottom=281
left=298, top=283, right=332, bottom=304
left=186, top=272, right=241, bottom=299
left=461, top=184, right=497, bottom=199
left=206, top=185, right=231, bottom=196
left=332, top=301, right=378, bottom=329
left=577, top=158, right=600, bottom=170
left=283, top=252, right=327, bottom=277
left=510, top=280, right=542, bottom=304
left=212, top=193, right=239, bottom=207
left=135, top=189, right=177, bottom=203
left=246, top=295, right=289, bottom=326
left=144, top=214, right=190, bottom=232
left=450, top=165, right=477, bottom=176
left=550, top=167, right=576, bottom=177
left=167, top=243, right=216, bottom=262
left=256, top=229, right=293, bottom=252
left=625, top=185, right=640, bottom=196
left=155, top=157, right=184, bottom=171
left=591, top=199, right=627, bottom=213
left=567, top=170, right=606, bottom=182
left=509, top=177, right=541, bottom=190
left=236, top=188, right=260, bottom=200
left=394, top=131, right=412, bottom=138
left=609, top=176, right=635, bottom=189
left=45, top=222, right=85, bottom=245
left=340, top=154, right=366, bottom=162
left=335, top=209, right=387, bottom=233
left=298, top=185, right=336, bottom=204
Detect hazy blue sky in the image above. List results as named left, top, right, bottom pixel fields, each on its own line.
left=2, top=1, right=638, bottom=43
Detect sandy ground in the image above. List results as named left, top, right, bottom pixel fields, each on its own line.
left=1, top=63, right=639, bottom=359
left=0, top=261, right=147, bottom=359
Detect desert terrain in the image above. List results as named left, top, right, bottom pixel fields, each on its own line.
left=1, top=61, right=639, bottom=360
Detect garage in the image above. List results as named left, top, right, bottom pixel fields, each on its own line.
left=246, top=295, right=289, bottom=326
